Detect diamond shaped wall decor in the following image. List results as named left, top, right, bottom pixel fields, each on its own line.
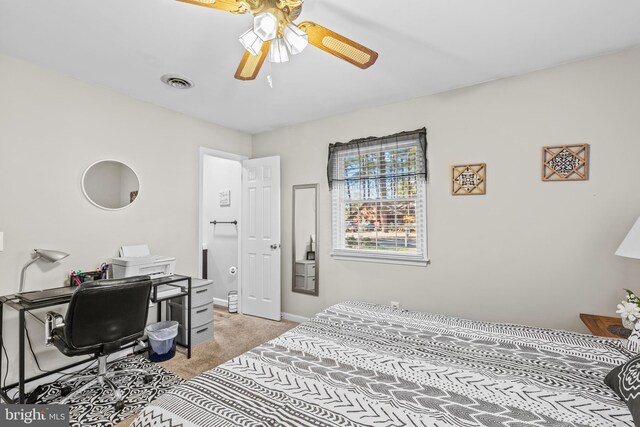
left=452, top=163, right=486, bottom=195
left=542, top=144, right=589, bottom=181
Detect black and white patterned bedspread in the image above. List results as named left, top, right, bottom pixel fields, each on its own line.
left=132, top=301, right=633, bottom=426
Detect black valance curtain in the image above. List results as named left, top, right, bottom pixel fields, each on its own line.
left=327, top=127, right=428, bottom=190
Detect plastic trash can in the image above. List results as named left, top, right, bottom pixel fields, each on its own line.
left=145, top=321, right=179, bottom=362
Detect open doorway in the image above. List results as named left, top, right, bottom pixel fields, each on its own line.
left=199, top=149, right=282, bottom=320
left=198, top=148, right=246, bottom=309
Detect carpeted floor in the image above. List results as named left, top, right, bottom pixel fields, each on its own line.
left=158, top=305, right=297, bottom=379
left=113, top=305, right=297, bottom=427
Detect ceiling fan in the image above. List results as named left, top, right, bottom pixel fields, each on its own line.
left=177, top=0, right=379, bottom=81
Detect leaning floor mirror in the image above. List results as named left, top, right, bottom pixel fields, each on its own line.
left=292, top=184, right=319, bottom=296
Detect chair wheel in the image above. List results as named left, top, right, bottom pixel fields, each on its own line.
left=143, top=374, right=153, bottom=384
left=61, top=386, right=72, bottom=397
left=114, top=400, right=125, bottom=411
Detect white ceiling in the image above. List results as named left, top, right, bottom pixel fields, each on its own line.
left=1, top=0, right=640, bottom=134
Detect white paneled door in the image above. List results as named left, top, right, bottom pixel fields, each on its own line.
left=241, top=156, right=281, bottom=320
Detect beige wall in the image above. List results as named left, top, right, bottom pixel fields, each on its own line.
left=252, top=47, right=640, bottom=333
left=0, top=54, right=251, bottom=383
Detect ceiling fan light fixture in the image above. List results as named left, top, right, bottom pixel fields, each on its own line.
left=239, top=28, right=264, bottom=55
left=283, top=24, right=308, bottom=55
left=253, top=12, right=278, bottom=41
left=269, top=38, right=290, bottom=63
left=180, top=0, right=379, bottom=81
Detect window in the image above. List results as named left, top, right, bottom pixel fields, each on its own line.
left=328, top=128, right=428, bottom=265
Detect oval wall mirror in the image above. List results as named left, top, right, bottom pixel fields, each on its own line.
left=82, top=160, right=140, bottom=210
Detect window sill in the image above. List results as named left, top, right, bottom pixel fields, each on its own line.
left=330, top=251, right=429, bottom=267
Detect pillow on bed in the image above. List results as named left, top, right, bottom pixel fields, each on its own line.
left=605, top=353, right=640, bottom=425
left=628, top=321, right=640, bottom=353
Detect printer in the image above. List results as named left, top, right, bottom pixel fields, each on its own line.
left=111, top=244, right=176, bottom=279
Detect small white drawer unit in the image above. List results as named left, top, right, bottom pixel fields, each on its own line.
left=295, top=260, right=316, bottom=291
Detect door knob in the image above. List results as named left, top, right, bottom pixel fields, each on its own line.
left=270, top=244, right=280, bottom=250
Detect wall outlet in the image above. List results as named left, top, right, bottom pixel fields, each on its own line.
left=390, top=301, right=400, bottom=310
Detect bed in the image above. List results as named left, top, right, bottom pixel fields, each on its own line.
left=132, top=301, right=633, bottom=426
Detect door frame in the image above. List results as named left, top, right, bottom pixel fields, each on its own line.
left=198, top=147, right=248, bottom=313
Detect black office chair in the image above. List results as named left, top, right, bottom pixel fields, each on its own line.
left=45, top=275, right=154, bottom=411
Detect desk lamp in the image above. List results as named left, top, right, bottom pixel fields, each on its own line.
left=19, top=249, right=69, bottom=293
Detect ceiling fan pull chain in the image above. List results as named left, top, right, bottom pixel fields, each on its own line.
left=267, top=60, right=274, bottom=88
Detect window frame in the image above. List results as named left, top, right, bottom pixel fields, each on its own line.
left=329, top=136, right=429, bottom=266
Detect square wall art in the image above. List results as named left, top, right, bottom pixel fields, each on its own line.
left=542, top=144, right=589, bottom=181
left=452, top=163, right=486, bottom=195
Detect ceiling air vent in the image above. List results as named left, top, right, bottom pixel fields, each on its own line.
left=161, top=75, right=194, bottom=89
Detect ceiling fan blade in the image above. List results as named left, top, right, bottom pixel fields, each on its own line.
left=298, top=21, right=378, bottom=69
left=234, top=42, right=271, bottom=80
left=176, top=0, right=248, bottom=14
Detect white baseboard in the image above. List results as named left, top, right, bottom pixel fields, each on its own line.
left=281, top=312, right=310, bottom=323
left=213, top=297, right=228, bottom=307
left=212, top=297, right=308, bottom=323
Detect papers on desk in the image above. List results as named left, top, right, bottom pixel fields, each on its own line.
left=156, top=285, right=184, bottom=300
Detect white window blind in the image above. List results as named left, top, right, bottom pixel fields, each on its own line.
left=328, top=128, right=428, bottom=265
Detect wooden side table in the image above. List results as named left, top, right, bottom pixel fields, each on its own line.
left=579, top=313, right=630, bottom=339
